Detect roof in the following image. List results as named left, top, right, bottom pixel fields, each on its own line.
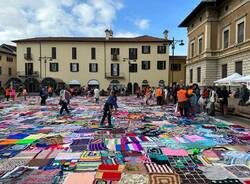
left=0, top=44, right=16, bottom=56
left=13, top=35, right=171, bottom=44
left=179, top=0, right=224, bottom=27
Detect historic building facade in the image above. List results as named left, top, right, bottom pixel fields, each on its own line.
left=13, top=30, right=171, bottom=92
left=179, top=0, right=250, bottom=86
left=0, top=44, right=16, bottom=87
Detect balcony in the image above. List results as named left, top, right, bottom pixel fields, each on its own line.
left=105, top=72, right=125, bottom=79
left=17, top=71, right=39, bottom=78
left=24, top=53, right=33, bottom=60
left=111, top=54, right=119, bottom=61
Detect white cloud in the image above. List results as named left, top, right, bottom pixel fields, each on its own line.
left=0, top=0, right=128, bottom=45
left=135, top=19, right=150, bottom=30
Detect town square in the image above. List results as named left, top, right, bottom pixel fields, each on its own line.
left=0, top=0, right=250, bottom=183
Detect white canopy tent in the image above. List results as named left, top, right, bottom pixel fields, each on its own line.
left=69, top=80, right=81, bottom=85
left=214, top=73, right=242, bottom=85
left=232, top=75, right=250, bottom=83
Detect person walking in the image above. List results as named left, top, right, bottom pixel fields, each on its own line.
left=59, top=87, right=70, bottom=115
left=177, top=86, right=189, bottom=117
left=156, top=87, right=162, bottom=105
left=145, top=87, right=152, bottom=105
left=94, top=87, right=100, bottom=104
left=239, top=84, right=250, bottom=106
left=5, top=86, right=10, bottom=101
left=40, top=86, right=48, bottom=105
left=100, top=90, right=118, bottom=128
left=201, top=87, right=210, bottom=113
left=217, top=86, right=229, bottom=115
left=48, top=86, right=53, bottom=97
left=11, top=87, right=15, bottom=101
left=22, top=88, right=28, bottom=101
left=136, top=87, right=141, bottom=98
left=208, top=86, right=216, bottom=116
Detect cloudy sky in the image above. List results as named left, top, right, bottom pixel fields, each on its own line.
left=0, top=0, right=200, bottom=55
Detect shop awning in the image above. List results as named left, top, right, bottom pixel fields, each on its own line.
left=88, top=80, right=99, bottom=85
left=214, top=73, right=242, bottom=85
left=69, top=80, right=81, bottom=85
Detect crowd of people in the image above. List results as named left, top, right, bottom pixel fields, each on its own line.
left=2, top=82, right=250, bottom=122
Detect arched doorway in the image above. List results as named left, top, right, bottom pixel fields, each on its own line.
left=142, top=80, right=149, bottom=88
left=133, top=82, right=139, bottom=94
left=41, top=77, right=64, bottom=90
left=110, top=80, right=120, bottom=91
left=127, top=83, right=132, bottom=94
left=5, top=77, right=23, bottom=90
left=24, top=78, right=40, bottom=93
left=159, top=80, right=165, bottom=87
left=88, top=79, right=99, bottom=89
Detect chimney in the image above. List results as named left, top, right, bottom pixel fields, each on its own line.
left=163, top=30, right=169, bottom=40
left=105, top=29, right=113, bottom=40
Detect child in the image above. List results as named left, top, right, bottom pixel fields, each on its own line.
left=22, top=88, right=28, bottom=101
left=100, top=90, right=118, bottom=128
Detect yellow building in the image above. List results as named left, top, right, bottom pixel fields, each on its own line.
left=13, top=30, right=171, bottom=92
left=179, top=0, right=250, bottom=86
left=0, top=44, right=16, bottom=88
left=169, top=56, right=186, bottom=85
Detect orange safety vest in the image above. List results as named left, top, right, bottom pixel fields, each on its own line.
left=177, top=89, right=188, bottom=102
left=156, top=88, right=162, bottom=97
left=5, top=88, right=10, bottom=96
left=187, top=89, right=193, bottom=95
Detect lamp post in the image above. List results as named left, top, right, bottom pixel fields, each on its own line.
left=39, top=56, right=52, bottom=78
left=169, top=37, right=184, bottom=85
left=123, top=58, right=136, bottom=94
left=163, top=30, right=184, bottom=85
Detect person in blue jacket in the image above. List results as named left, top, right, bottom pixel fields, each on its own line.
left=100, top=90, right=118, bottom=128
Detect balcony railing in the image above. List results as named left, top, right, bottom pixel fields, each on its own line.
left=24, top=53, right=33, bottom=60
left=105, top=72, right=125, bottom=79
left=111, top=54, right=119, bottom=61
left=17, top=71, right=39, bottom=78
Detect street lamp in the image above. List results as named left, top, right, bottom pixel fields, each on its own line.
left=165, top=35, right=184, bottom=85
left=123, top=58, right=136, bottom=94
left=39, top=56, right=52, bottom=78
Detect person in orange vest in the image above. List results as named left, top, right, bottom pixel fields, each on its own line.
left=48, top=86, right=53, bottom=97
left=177, top=86, right=189, bottom=117
left=156, top=87, right=163, bottom=105
left=5, top=86, right=10, bottom=101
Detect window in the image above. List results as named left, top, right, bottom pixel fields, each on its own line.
left=198, top=37, right=203, bottom=54
left=0, top=66, right=2, bottom=75
left=72, top=47, right=77, bottom=60
left=129, top=63, right=137, bottom=72
left=91, top=48, right=96, bottom=60
left=0, top=55, right=2, bottom=60
left=223, top=29, right=229, bottom=49
left=0, top=81, right=1, bottom=87
left=129, top=48, right=137, bottom=60
left=142, top=61, right=150, bottom=70
left=190, top=69, right=193, bottom=83
left=142, top=46, right=150, bottom=54
left=111, top=63, right=119, bottom=76
left=157, top=45, right=166, bottom=54
left=237, top=21, right=245, bottom=43
left=70, top=63, right=79, bottom=72
left=7, top=57, right=13, bottom=62
left=25, top=63, right=33, bottom=76
left=222, top=64, right=227, bottom=78
left=191, top=42, right=195, bottom=57
left=157, top=61, right=166, bottom=70
left=197, top=67, right=201, bottom=83
left=89, top=63, right=98, bottom=72
left=171, top=64, right=181, bottom=71
left=52, top=47, right=56, bottom=59
left=26, top=47, right=31, bottom=60
left=50, top=63, right=59, bottom=72
left=8, top=68, right=12, bottom=76
left=235, top=61, right=242, bottom=75
left=111, top=48, right=120, bottom=55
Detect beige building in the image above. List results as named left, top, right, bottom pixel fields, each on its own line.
left=169, top=56, right=186, bottom=85
left=179, top=0, right=250, bottom=86
left=0, top=44, right=16, bottom=88
left=13, top=30, right=171, bottom=92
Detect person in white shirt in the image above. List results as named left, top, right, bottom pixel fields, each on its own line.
left=94, top=87, right=100, bottom=104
